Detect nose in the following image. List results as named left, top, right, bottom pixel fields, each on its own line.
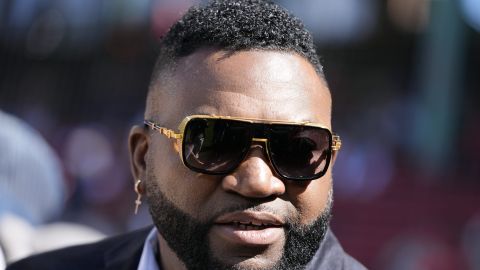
left=221, top=145, right=286, bottom=198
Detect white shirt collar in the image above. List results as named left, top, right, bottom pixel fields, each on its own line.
left=137, top=227, right=160, bottom=270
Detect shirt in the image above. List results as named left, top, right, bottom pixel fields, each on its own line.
left=137, top=228, right=160, bottom=270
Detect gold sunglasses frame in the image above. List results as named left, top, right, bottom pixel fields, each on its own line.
left=144, top=115, right=341, bottom=180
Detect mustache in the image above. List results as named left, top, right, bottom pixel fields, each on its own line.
left=204, top=203, right=300, bottom=228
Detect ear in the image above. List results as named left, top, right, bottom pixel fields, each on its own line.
left=331, top=150, right=339, bottom=166
left=129, top=125, right=149, bottom=183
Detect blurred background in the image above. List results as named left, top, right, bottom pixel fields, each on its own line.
left=0, top=0, right=479, bottom=269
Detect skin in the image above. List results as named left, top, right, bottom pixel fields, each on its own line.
left=129, top=48, right=335, bottom=270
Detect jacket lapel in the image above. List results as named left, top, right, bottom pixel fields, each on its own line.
left=104, top=226, right=153, bottom=270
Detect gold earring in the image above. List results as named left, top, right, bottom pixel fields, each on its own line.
left=134, top=179, right=142, bottom=215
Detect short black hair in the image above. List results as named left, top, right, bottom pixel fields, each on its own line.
left=150, top=0, right=323, bottom=84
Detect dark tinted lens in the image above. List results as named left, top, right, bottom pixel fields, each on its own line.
left=182, top=118, right=252, bottom=174
left=268, top=125, right=332, bottom=180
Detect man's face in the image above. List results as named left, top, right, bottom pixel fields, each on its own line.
left=130, top=49, right=334, bottom=270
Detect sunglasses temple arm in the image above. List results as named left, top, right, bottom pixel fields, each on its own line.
left=332, top=135, right=342, bottom=151
left=144, top=120, right=183, bottom=139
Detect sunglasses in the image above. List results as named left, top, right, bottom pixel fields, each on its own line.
left=144, top=115, right=341, bottom=181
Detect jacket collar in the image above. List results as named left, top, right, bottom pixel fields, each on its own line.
left=104, top=226, right=153, bottom=270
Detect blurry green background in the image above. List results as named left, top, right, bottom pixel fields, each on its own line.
left=1, top=0, right=479, bottom=269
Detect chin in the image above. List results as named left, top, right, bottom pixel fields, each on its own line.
left=208, top=242, right=285, bottom=270
left=208, top=230, right=286, bottom=270
left=215, top=255, right=280, bottom=270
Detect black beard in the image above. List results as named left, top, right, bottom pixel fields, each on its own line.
left=146, top=180, right=332, bottom=270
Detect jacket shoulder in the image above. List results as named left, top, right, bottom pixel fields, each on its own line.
left=307, top=229, right=368, bottom=270
left=6, top=226, right=152, bottom=270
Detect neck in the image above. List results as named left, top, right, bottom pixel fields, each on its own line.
left=157, top=233, right=188, bottom=270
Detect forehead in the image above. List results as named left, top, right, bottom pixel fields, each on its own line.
left=147, top=49, right=332, bottom=128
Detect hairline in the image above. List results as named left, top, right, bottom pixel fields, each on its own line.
left=147, top=46, right=327, bottom=98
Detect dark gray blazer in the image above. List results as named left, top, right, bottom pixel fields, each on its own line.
left=7, top=226, right=367, bottom=270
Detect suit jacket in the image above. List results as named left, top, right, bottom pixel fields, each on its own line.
left=6, top=227, right=150, bottom=270
left=7, top=226, right=367, bottom=270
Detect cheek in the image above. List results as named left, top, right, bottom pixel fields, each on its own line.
left=147, top=141, right=218, bottom=217
left=285, top=175, right=332, bottom=225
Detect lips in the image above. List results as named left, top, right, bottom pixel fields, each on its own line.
left=215, top=211, right=284, bottom=226
left=227, top=221, right=279, bottom=230
left=211, top=211, right=285, bottom=246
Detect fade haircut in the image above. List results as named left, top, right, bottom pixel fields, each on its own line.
left=149, top=0, right=324, bottom=88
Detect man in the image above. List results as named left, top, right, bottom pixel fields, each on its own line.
left=7, top=0, right=366, bottom=269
